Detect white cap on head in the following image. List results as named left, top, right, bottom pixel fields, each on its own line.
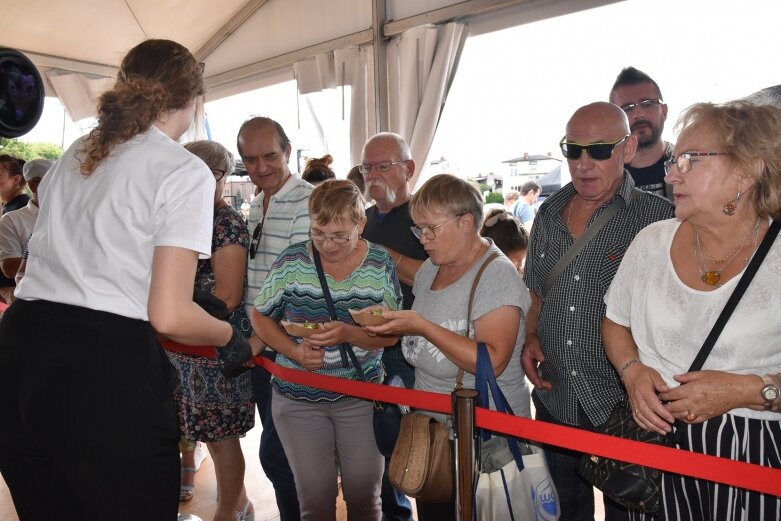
left=22, top=159, right=53, bottom=181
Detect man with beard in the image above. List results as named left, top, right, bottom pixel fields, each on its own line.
left=360, top=132, right=427, bottom=521
left=609, top=67, right=673, bottom=200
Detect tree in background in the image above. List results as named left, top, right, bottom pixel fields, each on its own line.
left=0, top=138, right=63, bottom=161
left=485, top=191, right=504, bottom=204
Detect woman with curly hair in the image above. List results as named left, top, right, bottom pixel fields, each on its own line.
left=0, top=39, right=253, bottom=521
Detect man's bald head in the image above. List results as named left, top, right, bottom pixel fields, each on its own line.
left=566, top=102, right=631, bottom=141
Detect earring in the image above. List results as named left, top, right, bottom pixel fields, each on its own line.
left=722, top=191, right=742, bottom=216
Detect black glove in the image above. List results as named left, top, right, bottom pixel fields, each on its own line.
left=216, top=325, right=252, bottom=378
left=193, top=288, right=229, bottom=319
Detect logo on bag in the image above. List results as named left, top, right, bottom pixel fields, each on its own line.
left=531, top=477, right=559, bottom=521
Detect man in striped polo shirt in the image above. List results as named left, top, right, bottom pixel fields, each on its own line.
left=239, top=116, right=313, bottom=521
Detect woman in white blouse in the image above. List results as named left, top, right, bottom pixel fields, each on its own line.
left=603, top=100, right=781, bottom=520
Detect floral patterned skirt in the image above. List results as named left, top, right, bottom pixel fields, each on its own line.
left=167, top=350, right=255, bottom=442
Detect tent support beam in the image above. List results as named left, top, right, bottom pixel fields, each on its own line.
left=195, top=0, right=271, bottom=62
left=21, top=50, right=117, bottom=78
left=384, top=0, right=530, bottom=37
left=372, top=0, right=389, bottom=133
left=204, top=29, right=373, bottom=92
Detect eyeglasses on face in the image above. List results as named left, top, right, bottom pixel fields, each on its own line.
left=358, top=160, right=407, bottom=175
left=249, top=220, right=264, bottom=259
left=663, top=152, right=727, bottom=176
left=310, top=225, right=358, bottom=245
left=212, top=168, right=226, bottom=181
left=620, top=98, right=662, bottom=114
left=410, top=214, right=463, bottom=241
left=559, top=135, right=630, bottom=161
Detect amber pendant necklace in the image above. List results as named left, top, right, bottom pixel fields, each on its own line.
left=693, top=218, right=760, bottom=286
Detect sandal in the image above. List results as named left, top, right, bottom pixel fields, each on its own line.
left=234, top=499, right=254, bottom=521
left=180, top=466, right=196, bottom=502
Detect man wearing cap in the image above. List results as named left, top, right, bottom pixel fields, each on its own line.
left=0, top=158, right=52, bottom=302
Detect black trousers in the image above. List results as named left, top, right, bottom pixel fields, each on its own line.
left=0, top=299, right=180, bottom=521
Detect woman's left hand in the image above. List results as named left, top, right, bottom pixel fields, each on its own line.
left=659, top=370, right=750, bottom=423
left=305, top=321, right=356, bottom=347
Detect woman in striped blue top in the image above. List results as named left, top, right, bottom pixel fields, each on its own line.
left=253, top=179, right=402, bottom=521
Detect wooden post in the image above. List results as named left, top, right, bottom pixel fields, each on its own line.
left=453, top=388, right=479, bottom=521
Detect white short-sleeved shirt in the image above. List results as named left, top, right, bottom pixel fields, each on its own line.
left=605, top=218, right=781, bottom=420
left=0, top=200, right=38, bottom=261
left=16, top=126, right=215, bottom=320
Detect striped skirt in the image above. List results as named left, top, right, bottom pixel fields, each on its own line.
left=631, top=414, right=781, bottom=521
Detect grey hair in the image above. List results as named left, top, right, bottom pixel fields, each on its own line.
left=184, top=140, right=234, bottom=175
left=744, top=84, right=781, bottom=109
left=363, top=132, right=412, bottom=161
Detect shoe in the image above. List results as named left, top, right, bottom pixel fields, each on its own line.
left=234, top=499, right=254, bottom=521
left=180, top=466, right=196, bottom=502
left=193, top=441, right=208, bottom=472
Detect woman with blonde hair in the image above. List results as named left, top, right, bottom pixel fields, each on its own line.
left=0, top=40, right=253, bottom=521
left=367, top=174, right=531, bottom=520
left=254, top=179, right=401, bottom=520
left=604, top=100, right=781, bottom=519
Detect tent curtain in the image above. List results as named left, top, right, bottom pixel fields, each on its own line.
left=294, top=47, right=371, bottom=172
left=387, top=22, right=468, bottom=190
left=44, top=70, right=113, bottom=122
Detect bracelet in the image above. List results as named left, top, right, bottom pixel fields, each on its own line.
left=619, top=358, right=641, bottom=382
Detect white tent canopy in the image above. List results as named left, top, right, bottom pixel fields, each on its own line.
left=3, top=0, right=618, bottom=185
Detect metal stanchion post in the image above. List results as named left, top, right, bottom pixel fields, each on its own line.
left=453, top=388, right=479, bottom=521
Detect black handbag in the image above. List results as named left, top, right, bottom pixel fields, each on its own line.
left=578, top=220, right=780, bottom=514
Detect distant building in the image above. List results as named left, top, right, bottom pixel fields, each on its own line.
left=428, top=156, right=460, bottom=177
left=502, top=152, right=561, bottom=194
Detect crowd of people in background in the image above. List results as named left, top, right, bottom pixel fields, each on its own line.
left=0, top=37, right=780, bottom=521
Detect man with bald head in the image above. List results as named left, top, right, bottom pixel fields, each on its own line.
left=522, top=102, right=674, bottom=520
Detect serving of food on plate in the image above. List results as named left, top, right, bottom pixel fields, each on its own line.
left=348, top=307, right=390, bottom=327
left=281, top=320, right=322, bottom=338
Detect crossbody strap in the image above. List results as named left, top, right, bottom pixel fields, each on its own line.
left=455, top=251, right=501, bottom=390
left=540, top=192, right=632, bottom=300
left=311, top=246, right=368, bottom=379
left=688, top=219, right=780, bottom=371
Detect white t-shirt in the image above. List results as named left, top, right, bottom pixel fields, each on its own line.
left=0, top=200, right=38, bottom=261
left=16, top=126, right=215, bottom=321
left=605, top=218, right=781, bottom=420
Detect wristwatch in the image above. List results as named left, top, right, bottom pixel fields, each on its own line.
left=760, top=375, right=779, bottom=410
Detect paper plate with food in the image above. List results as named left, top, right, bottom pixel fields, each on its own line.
left=281, top=320, right=323, bottom=338
left=349, top=307, right=390, bottom=327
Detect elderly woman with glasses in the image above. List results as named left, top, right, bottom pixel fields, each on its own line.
left=161, top=140, right=255, bottom=521
left=366, top=173, right=531, bottom=520
left=603, top=100, right=781, bottom=520
left=253, top=179, right=402, bottom=521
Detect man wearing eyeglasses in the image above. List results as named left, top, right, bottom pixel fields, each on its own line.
left=359, top=132, right=427, bottom=521
left=238, top=116, right=314, bottom=521
left=522, top=102, right=674, bottom=521
left=609, top=67, right=673, bottom=201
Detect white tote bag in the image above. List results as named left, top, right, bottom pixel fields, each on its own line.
left=474, top=343, right=560, bottom=520
left=474, top=439, right=559, bottom=520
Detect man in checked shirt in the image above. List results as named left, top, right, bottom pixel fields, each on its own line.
left=522, top=102, right=674, bottom=521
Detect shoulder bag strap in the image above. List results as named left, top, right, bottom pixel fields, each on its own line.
left=311, top=246, right=367, bottom=379
left=455, top=251, right=501, bottom=389
left=688, top=219, right=780, bottom=371
left=540, top=194, right=628, bottom=300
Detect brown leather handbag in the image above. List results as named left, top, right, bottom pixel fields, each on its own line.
left=389, top=413, right=452, bottom=502
left=388, top=252, right=500, bottom=503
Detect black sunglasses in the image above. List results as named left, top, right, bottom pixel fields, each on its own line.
left=559, top=135, right=630, bottom=161
left=249, top=218, right=265, bottom=260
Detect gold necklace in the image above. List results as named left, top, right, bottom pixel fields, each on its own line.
left=566, top=195, right=578, bottom=239
left=693, top=218, right=760, bottom=286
